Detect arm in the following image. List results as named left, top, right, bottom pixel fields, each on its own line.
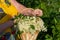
left=10, top=0, right=26, bottom=13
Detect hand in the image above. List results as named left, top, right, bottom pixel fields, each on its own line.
left=21, top=8, right=34, bottom=16
left=33, top=9, right=43, bottom=16
left=21, top=8, right=43, bottom=16
left=20, top=31, right=39, bottom=40
left=10, top=0, right=16, bottom=1
left=10, top=0, right=43, bottom=16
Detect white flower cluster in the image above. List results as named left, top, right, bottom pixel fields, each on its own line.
left=15, top=16, right=47, bottom=34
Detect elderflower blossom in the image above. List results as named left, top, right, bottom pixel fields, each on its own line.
left=14, top=15, right=47, bottom=34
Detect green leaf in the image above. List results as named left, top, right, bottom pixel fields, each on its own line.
left=45, top=34, right=52, bottom=40
left=30, top=25, right=35, bottom=30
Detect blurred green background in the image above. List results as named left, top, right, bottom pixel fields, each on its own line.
left=17, top=0, right=60, bottom=40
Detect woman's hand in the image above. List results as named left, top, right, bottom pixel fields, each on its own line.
left=21, top=8, right=43, bottom=16
left=20, top=31, right=39, bottom=40
left=10, top=0, right=43, bottom=16
left=33, top=9, right=43, bottom=16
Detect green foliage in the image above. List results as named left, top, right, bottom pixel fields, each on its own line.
left=30, top=25, right=35, bottom=30
left=17, top=0, right=60, bottom=40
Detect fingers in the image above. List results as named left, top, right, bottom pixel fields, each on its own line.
left=33, top=31, right=39, bottom=40
left=21, top=8, right=43, bottom=16
left=21, top=32, right=32, bottom=40
left=20, top=31, right=39, bottom=40
left=21, top=32, right=26, bottom=40
left=10, top=0, right=16, bottom=2
left=33, top=9, right=43, bottom=16
left=21, top=8, right=34, bottom=16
